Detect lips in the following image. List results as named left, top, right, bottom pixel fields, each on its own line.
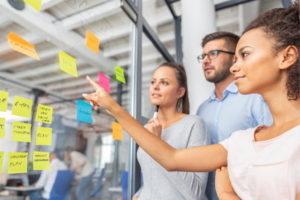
left=234, top=76, right=245, bottom=83
left=152, top=94, right=161, bottom=98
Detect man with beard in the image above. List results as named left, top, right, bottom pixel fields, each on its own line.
left=196, top=32, right=273, bottom=200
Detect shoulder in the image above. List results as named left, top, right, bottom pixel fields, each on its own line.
left=184, top=115, right=206, bottom=125
left=196, top=99, right=211, bottom=113
left=227, top=127, right=257, bottom=142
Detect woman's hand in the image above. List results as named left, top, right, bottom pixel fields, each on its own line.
left=82, top=76, right=118, bottom=115
left=216, top=166, right=240, bottom=200
left=146, top=118, right=162, bottom=138
left=132, top=196, right=138, bottom=200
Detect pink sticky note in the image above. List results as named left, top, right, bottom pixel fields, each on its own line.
left=98, top=72, right=110, bottom=93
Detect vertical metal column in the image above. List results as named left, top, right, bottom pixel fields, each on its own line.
left=128, top=0, right=142, bottom=199
left=174, top=16, right=182, bottom=63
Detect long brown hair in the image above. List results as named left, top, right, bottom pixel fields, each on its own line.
left=156, top=62, right=190, bottom=114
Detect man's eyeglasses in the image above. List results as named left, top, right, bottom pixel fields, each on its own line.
left=197, top=50, right=235, bottom=63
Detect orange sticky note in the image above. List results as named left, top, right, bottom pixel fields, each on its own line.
left=8, top=32, right=40, bottom=60
left=112, top=122, right=122, bottom=140
left=86, top=30, right=99, bottom=54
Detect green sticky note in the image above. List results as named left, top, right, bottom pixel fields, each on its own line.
left=0, top=118, right=5, bottom=138
left=0, top=91, right=8, bottom=112
left=115, top=66, right=126, bottom=84
left=33, top=151, right=50, bottom=170
left=0, top=152, right=4, bottom=174
left=12, top=122, right=31, bottom=143
left=24, top=0, right=42, bottom=12
left=7, top=152, right=28, bottom=174
left=35, top=104, right=53, bottom=124
left=59, top=50, right=78, bottom=77
left=11, top=96, right=32, bottom=119
left=36, top=127, right=52, bottom=146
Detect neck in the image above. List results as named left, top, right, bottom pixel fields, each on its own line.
left=214, top=74, right=234, bottom=100
left=157, top=104, right=184, bottom=129
left=262, top=86, right=300, bottom=128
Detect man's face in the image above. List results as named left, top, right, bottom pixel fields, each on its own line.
left=202, top=39, right=235, bottom=83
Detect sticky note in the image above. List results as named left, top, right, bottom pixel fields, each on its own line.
left=77, top=100, right=92, bottom=124
left=115, top=66, right=126, bottom=84
left=24, top=0, right=42, bottom=12
left=33, top=151, right=50, bottom=170
left=112, top=122, right=122, bottom=140
left=0, top=91, right=9, bottom=112
left=8, top=32, right=40, bottom=60
left=11, top=96, right=32, bottom=119
left=98, top=72, right=110, bottom=93
left=0, top=118, right=5, bottom=138
left=86, top=30, right=100, bottom=54
left=36, top=127, right=52, bottom=146
left=0, top=152, right=4, bottom=174
left=7, top=152, right=28, bottom=174
left=59, top=50, right=78, bottom=77
left=12, top=122, right=31, bottom=143
left=35, top=104, right=53, bottom=124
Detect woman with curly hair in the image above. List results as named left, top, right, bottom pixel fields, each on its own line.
left=82, top=1, right=300, bottom=199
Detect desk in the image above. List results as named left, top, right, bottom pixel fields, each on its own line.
left=4, top=186, right=43, bottom=200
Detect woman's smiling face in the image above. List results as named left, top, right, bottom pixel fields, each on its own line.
left=230, top=28, right=285, bottom=95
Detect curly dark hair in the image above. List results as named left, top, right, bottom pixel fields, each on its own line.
left=243, top=0, right=300, bottom=100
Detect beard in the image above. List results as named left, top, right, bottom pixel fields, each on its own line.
left=204, top=60, right=232, bottom=83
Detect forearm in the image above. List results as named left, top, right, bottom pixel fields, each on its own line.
left=111, top=105, right=177, bottom=171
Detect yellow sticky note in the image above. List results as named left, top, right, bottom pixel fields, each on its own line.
left=11, top=96, right=32, bottom=119
left=12, top=122, right=31, bottom=143
left=115, top=66, right=126, bottom=84
left=59, top=50, right=78, bottom=77
left=33, top=151, right=50, bottom=170
left=35, top=104, right=53, bottom=124
left=8, top=32, right=40, bottom=60
left=0, top=118, right=5, bottom=138
left=0, top=152, right=4, bottom=174
left=0, top=91, right=9, bottom=112
left=24, top=0, right=42, bottom=12
left=7, top=152, right=28, bottom=174
left=86, top=30, right=100, bottom=54
left=112, top=122, right=123, bottom=140
left=36, top=127, right=52, bottom=146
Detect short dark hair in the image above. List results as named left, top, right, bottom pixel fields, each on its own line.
left=244, top=0, right=300, bottom=100
left=201, top=32, right=240, bottom=52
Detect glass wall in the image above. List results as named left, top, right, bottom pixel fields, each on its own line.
left=0, top=0, right=132, bottom=199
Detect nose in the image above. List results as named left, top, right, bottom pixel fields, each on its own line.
left=153, top=81, right=160, bottom=90
left=202, top=54, right=211, bottom=65
left=230, top=61, right=240, bottom=74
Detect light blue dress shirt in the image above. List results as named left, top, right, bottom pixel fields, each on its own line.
left=196, top=81, right=273, bottom=200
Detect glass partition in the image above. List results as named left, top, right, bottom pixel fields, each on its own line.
left=0, top=0, right=132, bottom=199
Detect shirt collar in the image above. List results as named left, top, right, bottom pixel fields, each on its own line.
left=209, top=81, right=238, bottom=101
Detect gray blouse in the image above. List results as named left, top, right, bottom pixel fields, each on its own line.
left=134, top=115, right=210, bottom=200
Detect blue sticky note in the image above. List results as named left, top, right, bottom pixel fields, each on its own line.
left=77, top=100, right=92, bottom=124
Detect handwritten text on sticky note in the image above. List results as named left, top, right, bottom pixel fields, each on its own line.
left=36, top=127, right=52, bottom=146
left=98, top=72, right=110, bottom=93
left=8, top=32, right=40, bottom=60
left=0, top=91, right=9, bottom=112
left=112, top=122, right=123, bottom=140
left=7, top=152, right=28, bottom=174
left=12, top=122, right=31, bottom=143
left=35, top=104, right=53, bottom=124
left=11, top=96, right=32, bottom=119
left=77, top=100, right=92, bottom=124
left=33, top=151, right=50, bottom=170
left=115, top=66, right=126, bottom=84
left=86, top=30, right=100, bottom=54
left=0, top=118, right=5, bottom=138
left=0, top=152, right=4, bottom=174
left=59, top=50, right=78, bottom=77
left=24, top=0, right=42, bottom=12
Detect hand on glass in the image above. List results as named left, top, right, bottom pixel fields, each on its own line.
left=216, top=166, right=240, bottom=200
left=82, top=76, right=117, bottom=115
left=146, top=118, right=162, bottom=138
left=132, top=196, right=138, bottom=200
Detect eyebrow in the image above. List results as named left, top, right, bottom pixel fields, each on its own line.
left=151, top=78, right=171, bottom=81
left=238, top=46, right=251, bottom=54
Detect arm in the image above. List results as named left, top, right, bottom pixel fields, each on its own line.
left=70, top=163, right=84, bottom=171
left=35, top=170, right=49, bottom=188
left=162, top=119, right=211, bottom=199
left=83, top=76, right=227, bottom=172
left=216, top=166, right=240, bottom=200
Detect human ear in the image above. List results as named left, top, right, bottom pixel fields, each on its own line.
left=177, top=87, right=186, bottom=99
left=279, top=45, right=298, bottom=70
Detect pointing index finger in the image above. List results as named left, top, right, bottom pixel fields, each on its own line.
left=86, top=76, right=102, bottom=91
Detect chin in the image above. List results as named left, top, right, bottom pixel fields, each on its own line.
left=236, top=85, right=254, bottom=95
